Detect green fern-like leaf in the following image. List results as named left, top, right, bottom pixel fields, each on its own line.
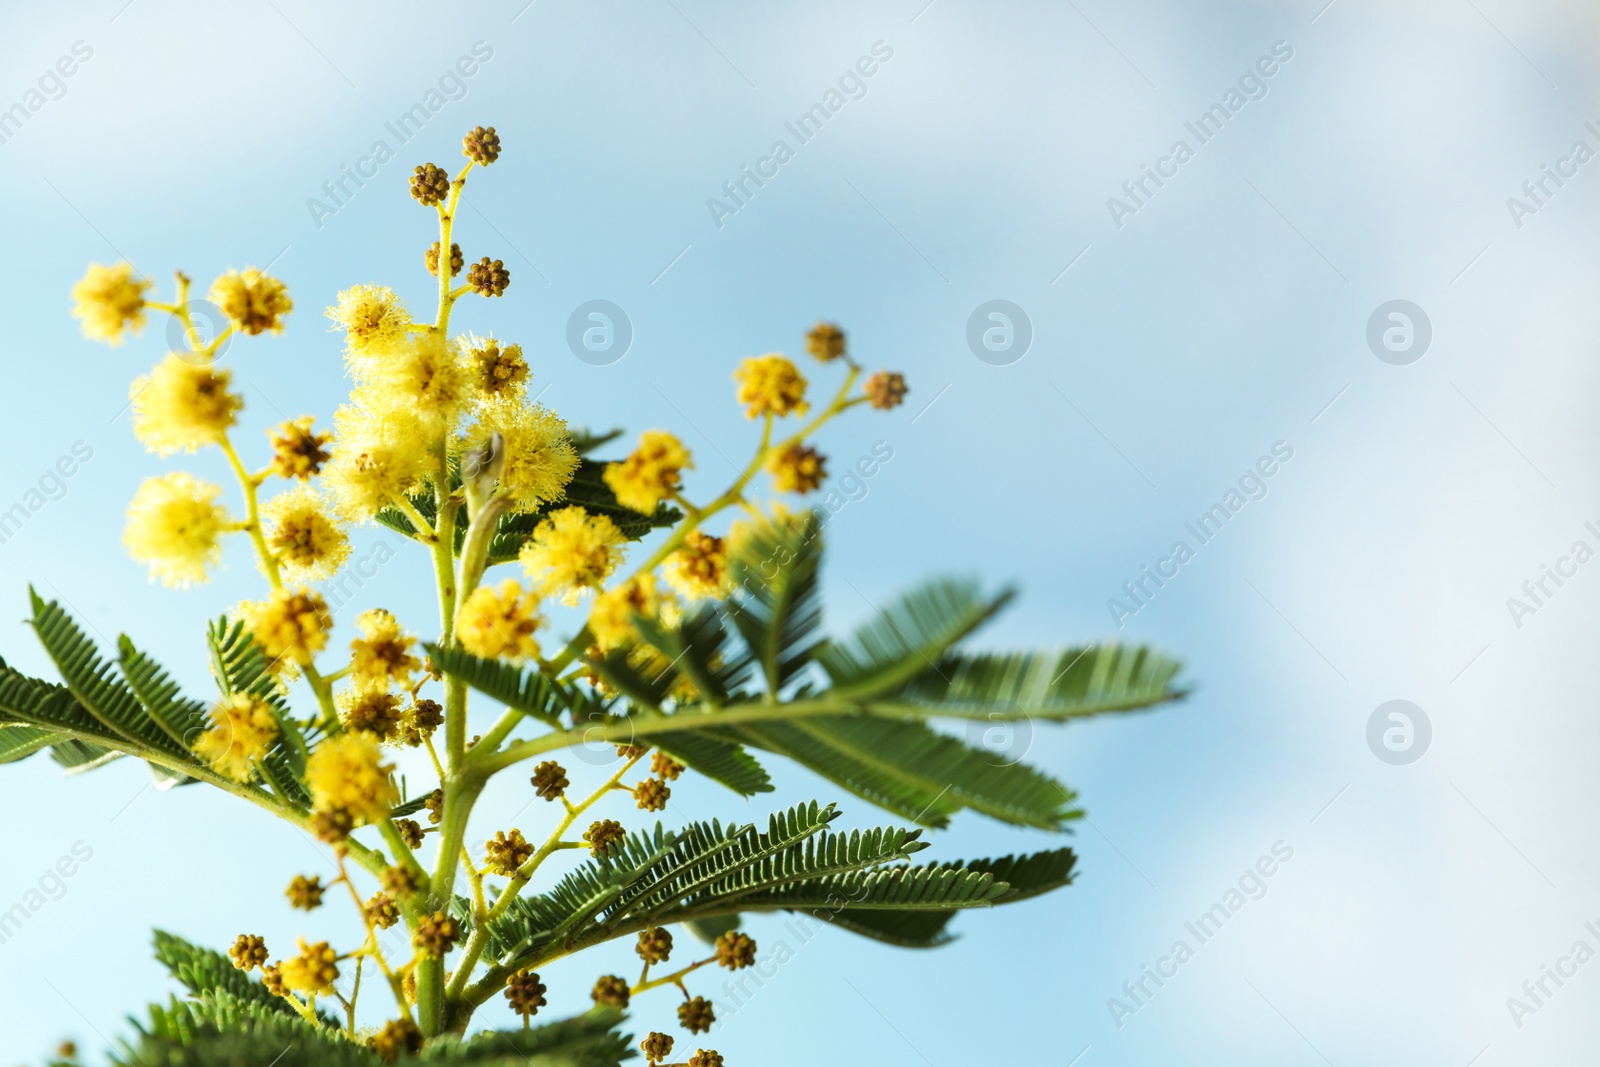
left=118, top=636, right=209, bottom=751
left=29, top=590, right=192, bottom=762
left=816, top=578, right=1013, bottom=701
left=730, top=715, right=1077, bottom=830
left=651, top=729, right=773, bottom=797
left=883, top=644, right=1186, bottom=721
left=0, top=722, right=59, bottom=763
left=422, top=645, right=569, bottom=729
left=726, top=513, right=824, bottom=696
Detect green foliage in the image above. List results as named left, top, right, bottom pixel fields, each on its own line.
left=885, top=644, right=1188, bottom=721
left=0, top=722, right=59, bottom=763
left=29, top=589, right=191, bottom=762
left=725, top=515, right=823, bottom=697
left=115, top=996, right=629, bottom=1067
left=816, top=577, right=1014, bottom=701
left=728, top=715, right=1078, bottom=829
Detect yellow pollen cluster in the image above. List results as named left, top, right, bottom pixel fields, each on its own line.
left=588, top=573, right=669, bottom=653
left=765, top=442, right=827, bottom=494
left=267, top=417, right=332, bottom=480
left=208, top=268, right=293, bottom=336
left=191, top=693, right=279, bottom=782
left=337, top=685, right=405, bottom=741
left=467, top=337, right=530, bottom=397
left=603, top=431, right=692, bottom=515
left=354, top=331, right=473, bottom=430
left=71, top=262, right=151, bottom=345
left=662, top=531, right=731, bottom=601
left=236, top=587, right=331, bottom=669
left=349, top=609, right=421, bottom=689
left=519, top=506, right=626, bottom=605
left=306, top=732, right=397, bottom=824
left=326, top=284, right=412, bottom=359
left=279, top=938, right=339, bottom=996
left=461, top=397, right=579, bottom=513
left=123, top=472, right=232, bottom=588
left=130, top=355, right=243, bottom=455
left=457, top=579, right=543, bottom=660
left=733, top=354, right=809, bottom=419
left=322, top=403, right=434, bottom=521
left=261, top=485, right=349, bottom=583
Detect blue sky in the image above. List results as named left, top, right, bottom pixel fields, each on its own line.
left=2, top=1, right=1599, bottom=1063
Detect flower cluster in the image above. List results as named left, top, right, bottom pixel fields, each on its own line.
left=72, top=123, right=912, bottom=1056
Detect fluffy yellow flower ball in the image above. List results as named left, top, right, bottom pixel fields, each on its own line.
left=662, top=531, right=732, bottom=601
left=191, top=693, right=279, bottom=782
left=519, top=506, right=626, bottom=605
left=71, top=262, right=152, bottom=345
left=306, top=732, right=397, bottom=824
left=460, top=397, right=579, bottom=513
left=733, top=354, right=809, bottom=419
left=208, top=268, right=292, bottom=336
left=130, top=355, right=243, bottom=455
left=457, top=579, right=543, bottom=660
left=602, top=430, right=692, bottom=515
left=123, top=472, right=232, bottom=588
left=322, top=403, right=434, bottom=521
left=588, top=573, right=671, bottom=653
left=261, top=485, right=349, bottom=583
left=236, top=587, right=332, bottom=670
left=326, top=284, right=412, bottom=361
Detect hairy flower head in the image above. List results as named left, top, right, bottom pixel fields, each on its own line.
left=352, top=331, right=473, bottom=431
left=588, top=573, right=669, bottom=653
left=123, top=472, right=232, bottom=588
left=261, top=485, right=349, bottom=583
left=129, top=355, right=242, bottom=455
left=602, top=431, right=691, bottom=515
left=350, top=609, right=420, bottom=689
left=465, top=336, right=529, bottom=398
left=662, top=531, right=731, bottom=601
left=326, top=284, right=412, bottom=360
left=236, top=587, right=331, bottom=669
left=519, top=506, right=626, bottom=605
left=306, top=732, right=397, bottom=824
left=337, top=685, right=405, bottom=742
left=71, top=262, right=151, bottom=345
left=191, top=693, right=279, bottom=782
left=734, top=354, right=809, bottom=419
left=323, top=403, right=434, bottom=521
left=461, top=397, right=579, bottom=513
left=765, top=441, right=827, bottom=494
left=457, top=579, right=543, bottom=660
left=267, top=417, right=332, bottom=480
left=209, top=268, right=292, bottom=336
left=279, top=938, right=339, bottom=996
